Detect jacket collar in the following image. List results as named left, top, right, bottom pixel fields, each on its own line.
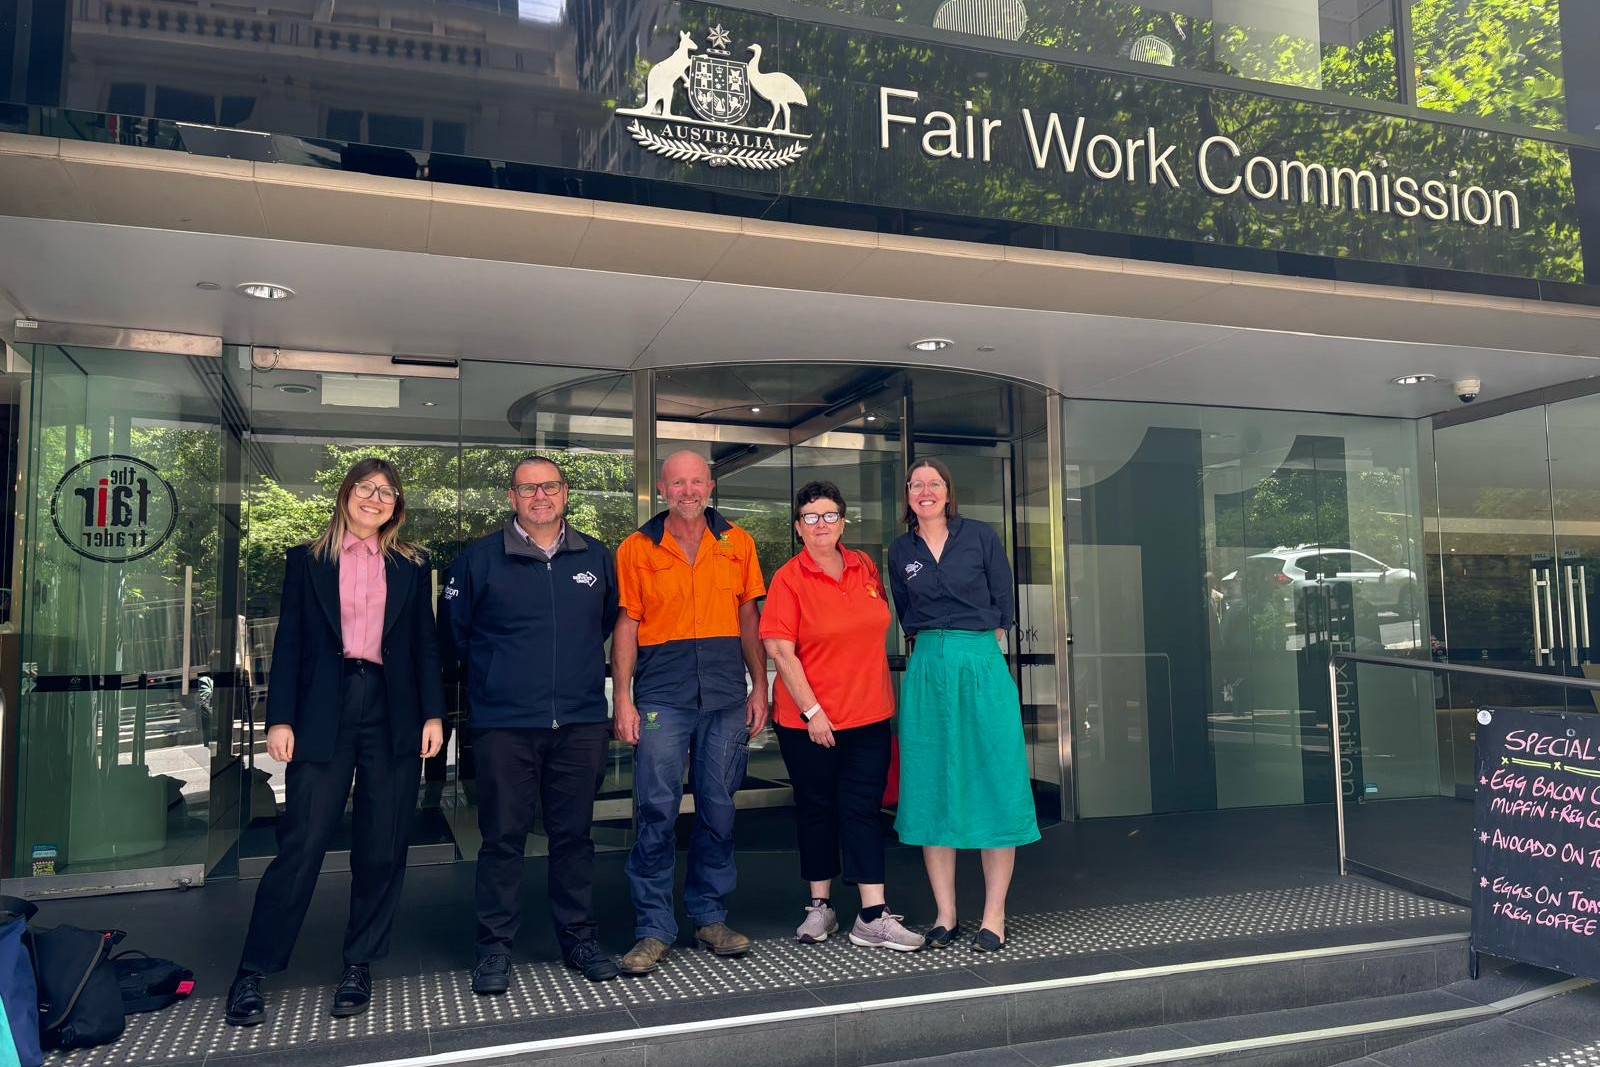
left=796, top=546, right=862, bottom=576
left=502, top=515, right=585, bottom=559
left=639, top=506, right=733, bottom=546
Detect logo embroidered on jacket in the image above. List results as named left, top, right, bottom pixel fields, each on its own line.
left=573, top=571, right=598, bottom=587
left=904, top=561, right=923, bottom=579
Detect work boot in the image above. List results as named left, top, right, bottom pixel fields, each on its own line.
left=620, top=937, right=671, bottom=975
left=694, top=922, right=752, bottom=957
left=224, top=971, right=265, bottom=1027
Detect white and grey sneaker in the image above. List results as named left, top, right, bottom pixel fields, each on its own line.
left=848, top=913, right=926, bottom=951
left=796, top=903, right=838, bottom=944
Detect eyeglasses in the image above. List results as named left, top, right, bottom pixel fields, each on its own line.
left=799, top=512, right=842, bottom=526
left=352, top=481, right=400, bottom=504
left=513, top=480, right=566, bottom=498
left=907, top=480, right=946, bottom=493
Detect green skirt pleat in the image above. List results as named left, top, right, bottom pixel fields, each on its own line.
left=893, top=629, right=1042, bottom=849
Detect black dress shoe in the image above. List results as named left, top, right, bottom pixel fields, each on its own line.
left=331, top=964, right=371, bottom=1018
left=566, top=939, right=621, bottom=982
left=924, top=923, right=961, bottom=948
left=472, top=953, right=511, bottom=995
left=971, top=928, right=1005, bottom=952
left=224, top=972, right=266, bottom=1027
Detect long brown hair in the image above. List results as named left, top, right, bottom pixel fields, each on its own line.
left=901, top=457, right=959, bottom=529
left=309, top=457, right=421, bottom=564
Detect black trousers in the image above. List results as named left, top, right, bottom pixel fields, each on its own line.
left=239, top=663, right=420, bottom=974
left=776, top=719, right=891, bottom=886
left=473, top=723, right=609, bottom=957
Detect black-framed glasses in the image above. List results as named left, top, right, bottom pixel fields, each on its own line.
left=352, top=481, right=400, bottom=504
left=799, top=512, right=842, bottom=526
left=513, top=480, right=567, bottom=498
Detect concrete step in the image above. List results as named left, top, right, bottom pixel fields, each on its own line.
left=346, top=933, right=1480, bottom=1067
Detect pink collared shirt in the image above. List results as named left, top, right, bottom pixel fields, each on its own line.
left=339, top=532, right=387, bottom=664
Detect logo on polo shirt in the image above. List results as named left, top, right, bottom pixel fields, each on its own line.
left=443, top=578, right=461, bottom=600
left=904, top=561, right=924, bottom=579
left=573, top=571, right=597, bottom=587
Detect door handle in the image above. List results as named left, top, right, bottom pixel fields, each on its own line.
left=1566, top=565, right=1580, bottom=667
left=1583, top=566, right=1592, bottom=663
left=180, top=564, right=193, bottom=696
left=1545, top=568, right=1559, bottom=667
left=1532, top=569, right=1551, bottom=665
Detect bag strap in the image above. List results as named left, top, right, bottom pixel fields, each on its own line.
left=45, top=931, right=121, bottom=1033
left=0, top=895, right=38, bottom=922
left=110, top=949, right=151, bottom=962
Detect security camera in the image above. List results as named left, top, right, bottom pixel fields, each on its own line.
left=1454, top=378, right=1481, bottom=404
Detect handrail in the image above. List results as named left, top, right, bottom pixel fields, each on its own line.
left=1326, top=650, right=1600, bottom=882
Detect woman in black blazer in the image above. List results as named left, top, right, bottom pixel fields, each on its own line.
left=226, top=457, right=444, bottom=1026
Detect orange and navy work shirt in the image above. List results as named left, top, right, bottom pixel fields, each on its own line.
left=760, top=548, right=895, bottom=731
left=616, top=507, right=765, bottom=709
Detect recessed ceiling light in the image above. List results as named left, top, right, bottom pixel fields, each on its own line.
left=910, top=338, right=954, bottom=352
left=751, top=406, right=761, bottom=413
left=275, top=383, right=314, bottom=395
left=865, top=414, right=877, bottom=422
left=422, top=401, right=437, bottom=407
left=977, top=345, right=996, bottom=352
left=1391, top=373, right=1436, bottom=386
left=236, top=281, right=295, bottom=301
left=195, top=281, right=221, bottom=291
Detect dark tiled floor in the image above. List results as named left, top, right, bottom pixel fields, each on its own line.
left=36, top=805, right=1477, bottom=1066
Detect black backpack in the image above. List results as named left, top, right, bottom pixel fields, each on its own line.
left=110, top=951, right=194, bottom=1014
left=30, top=923, right=126, bottom=1050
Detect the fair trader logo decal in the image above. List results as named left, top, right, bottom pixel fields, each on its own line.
left=51, top=455, right=178, bottom=563
left=615, top=25, right=811, bottom=171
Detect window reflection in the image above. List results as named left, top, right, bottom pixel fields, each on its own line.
left=790, top=0, right=1399, bottom=101
left=1410, top=0, right=1568, bottom=132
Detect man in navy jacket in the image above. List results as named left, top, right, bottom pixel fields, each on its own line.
left=439, top=456, right=621, bottom=990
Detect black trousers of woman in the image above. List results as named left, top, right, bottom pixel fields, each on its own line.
left=775, top=719, right=892, bottom=886
left=239, top=662, right=421, bottom=974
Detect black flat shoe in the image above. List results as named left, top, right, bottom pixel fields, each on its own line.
left=330, top=964, right=371, bottom=1018
left=566, top=939, right=621, bottom=982
left=971, top=928, right=1005, bottom=952
left=472, top=953, right=511, bottom=995
left=924, top=923, right=961, bottom=948
left=224, top=971, right=265, bottom=1027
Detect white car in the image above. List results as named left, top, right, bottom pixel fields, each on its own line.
left=1228, top=547, right=1418, bottom=616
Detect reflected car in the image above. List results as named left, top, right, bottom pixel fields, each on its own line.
left=1226, top=547, right=1418, bottom=616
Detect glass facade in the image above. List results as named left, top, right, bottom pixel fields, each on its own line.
left=1063, top=399, right=1432, bottom=818
left=787, top=0, right=1399, bottom=99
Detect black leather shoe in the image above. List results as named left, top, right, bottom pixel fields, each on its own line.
left=971, top=928, right=1005, bottom=952
left=224, top=972, right=265, bottom=1027
left=924, top=923, right=961, bottom=948
left=566, top=939, right=621, bottom=982
left=472, top=953, right=511, bottom=995
left=331, top=964, right=371, bottom=1018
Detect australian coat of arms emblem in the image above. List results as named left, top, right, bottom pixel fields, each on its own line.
left=615, top=25, right=811, bottom=170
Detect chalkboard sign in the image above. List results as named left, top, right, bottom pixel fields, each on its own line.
left=1472, top=706, right=1600, bottom=980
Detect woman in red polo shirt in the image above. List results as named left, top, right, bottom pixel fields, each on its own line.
left=761, top=481, right=924, bottom=952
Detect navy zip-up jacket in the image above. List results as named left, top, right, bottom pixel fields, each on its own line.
left=438, top=517, right=619, bottom=729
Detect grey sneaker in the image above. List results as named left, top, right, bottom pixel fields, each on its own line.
left=849, top=913, right=925, bottom=951
left=795, top=903, right=838, bottom=944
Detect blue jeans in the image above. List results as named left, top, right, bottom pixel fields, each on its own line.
left=627, top=701, right=749, bottom=942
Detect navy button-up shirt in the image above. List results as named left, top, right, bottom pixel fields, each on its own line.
left=887, top=516, right=1015, bottom=636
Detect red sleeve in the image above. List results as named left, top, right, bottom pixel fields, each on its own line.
left=860, top=550, right=887, bottom=599
left=758, top=563, right=799, bottom=642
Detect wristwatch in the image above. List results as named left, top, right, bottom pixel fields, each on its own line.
left=801, top=703, right=822, bottom=723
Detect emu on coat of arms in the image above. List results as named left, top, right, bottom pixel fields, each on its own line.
left=615, top=24, right=811, bottom=170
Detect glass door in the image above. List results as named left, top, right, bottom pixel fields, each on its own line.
left=14, top=342, right=239, bottom=886
left=1547, top=394, right=1600, bottom=703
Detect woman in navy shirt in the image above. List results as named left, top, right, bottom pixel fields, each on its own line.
left=888, top=458, right=1039, bottom=952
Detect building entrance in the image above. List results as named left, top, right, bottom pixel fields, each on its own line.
left=5, top=336, right=1062, bottom=894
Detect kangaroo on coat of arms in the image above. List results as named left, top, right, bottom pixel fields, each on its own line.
left=616, top=24, right=811, bottom=171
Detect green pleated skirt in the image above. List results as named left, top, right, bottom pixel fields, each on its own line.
left=894, top=629, right=1042, bottom=849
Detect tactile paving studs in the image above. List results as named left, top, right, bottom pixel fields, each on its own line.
left=50, top=880, right=1462, bottom=1066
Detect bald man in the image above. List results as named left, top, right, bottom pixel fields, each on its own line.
left=611, top=450, right=768, bottom=974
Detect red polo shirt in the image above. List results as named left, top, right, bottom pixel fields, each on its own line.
left=760, top=548, right=894, bottom=730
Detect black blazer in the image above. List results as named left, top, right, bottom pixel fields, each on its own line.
left=265, top=542, right=446, bottom=762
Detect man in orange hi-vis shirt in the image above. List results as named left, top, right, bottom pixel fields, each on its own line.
left=610, top=450, right=768, bottom=975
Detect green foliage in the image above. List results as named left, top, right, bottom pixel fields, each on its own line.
left=1411, top=0, right=1565, bottom=131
